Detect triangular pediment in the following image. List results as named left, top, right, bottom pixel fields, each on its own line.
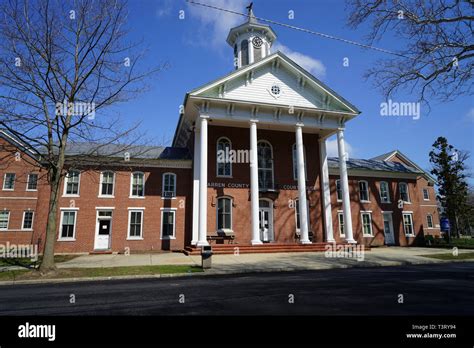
left=189, top=52, right=359, bottom=115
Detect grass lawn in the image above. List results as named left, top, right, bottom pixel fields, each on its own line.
left=0, top=254, right=79, bottom=268
left=425, top=237, right=474, bottom=249
left=421, top=252, right=474, bottom=261
left=0, top=265, right=202, bottom=282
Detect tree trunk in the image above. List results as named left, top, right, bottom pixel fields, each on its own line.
left=38, top=173, right=61, bottom=273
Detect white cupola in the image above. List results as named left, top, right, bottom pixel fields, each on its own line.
left=226, top=4, right=277, bottom=69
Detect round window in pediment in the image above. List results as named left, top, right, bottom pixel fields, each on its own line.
left=252, top=36, right=263, bottom=48
left=270, top=84, right=281, bottom=96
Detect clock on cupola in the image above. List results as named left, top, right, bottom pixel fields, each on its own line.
left=226, top=4, right=277, bottom=69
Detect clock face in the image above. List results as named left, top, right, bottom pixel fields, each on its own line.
left=252, top=36, right=263, bottom=48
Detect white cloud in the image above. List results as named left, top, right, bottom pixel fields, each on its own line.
left=187, top=0, right=247, bottom=48
left=272, top=43, right=326, bottom=79
left=326, top=138, right=354, bottom=158
left=156, top=0, right=173, bottom=17
left=466, top=107, right=474, bottom=122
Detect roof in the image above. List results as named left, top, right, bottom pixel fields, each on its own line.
left=327, top=157, right=422, bottom=174
left=52, top=142, right=191, bottom=160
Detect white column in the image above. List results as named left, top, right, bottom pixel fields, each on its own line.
left=319, top=137, right=335, bottom=243
left=191, top=128, right=201, bottom=245
left=337, top=129, right=356, bottom=244
left=249, top=120, right=262, bottom=245
left=295, top=124, right=311, bottom=244
left=197, top=116, right=209, bottom=247
left=248, top=36, right=254, bottom=64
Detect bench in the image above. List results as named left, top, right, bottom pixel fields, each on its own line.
left=207, top=230, right=236, bottom=244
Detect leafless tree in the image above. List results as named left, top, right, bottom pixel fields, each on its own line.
left=346, top=0, right=473, bottom=103
left=0, top=0, right=161, bottom=273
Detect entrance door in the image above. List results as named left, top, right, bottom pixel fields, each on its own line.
left=383, top=212, right=395, bottom=245
left=95, top=218, right=111, bottom=250
left=259, top=199, right=274, bottom=242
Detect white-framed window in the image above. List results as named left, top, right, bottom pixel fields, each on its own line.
left=3, top=173, right=15, bottom=190
left=161, top=208, right=176, bottom=239
left=422, top=188, right=430, bottom=201
left=359, top=180, right=370, bottom=202
left=0, top=211, right=10, bottom=230
left=335, top=179, right=342, bottom=201
left=100, top=171, right=115, bottom=197
left=130, top=172, right=145, bottom=197
left=59, top=210, right=77, bottom=240
left=337, top=212, right=345, bottom=237
left=216, top=137, right=232, bottom=177
left=128, top=209, right=144, bottom=239
left=361, top=212, right=373, bottom=236
left=403, top=213, right=415, bottom=236
left=379, top=181, right=390, bottom=203
left=426, top=214, right=434, bottom=229
left=257, top=140, right=274, bottom=190
left=295, top=199, right=311, bottom=232
left=26, top=173, right=38, bottom=191
left=292, top=143, right=307, bottom=180
left=399, top=182, right=410, bottom=202
left=162, top=173, right=176, bottom=198
left=22, top=211, right=34, bottom=230
left=64, top=170, right=80, bottom=196
left=217, top=197, right=232, bottom=230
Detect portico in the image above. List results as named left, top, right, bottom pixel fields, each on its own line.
left=174, top=7, right=361, bottom=247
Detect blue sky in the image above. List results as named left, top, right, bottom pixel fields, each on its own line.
left=116, top=0, right=473, bottom=178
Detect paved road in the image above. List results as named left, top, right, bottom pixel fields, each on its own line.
left=0, top=262, right=473, bottom=315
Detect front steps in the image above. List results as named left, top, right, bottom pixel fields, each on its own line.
left=183, top=242, right=366, bottom=255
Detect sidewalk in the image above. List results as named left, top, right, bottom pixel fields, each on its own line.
left=54, top=247, right=472, bottom=275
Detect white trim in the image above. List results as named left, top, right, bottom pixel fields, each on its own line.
left=128, top=207, right=146, bottom=210
left=26, top=173, right=39, bottom=191
left=99, top=171, right=115, bottom=198
left=160, top=208, right=176, bottom=239
left=58, top=210, right=77, bottom=241
left=60, top=207, right=80, bottom=211
left=94, top=209, right=113, bottom=250
left=402, top=212, right=415, bottom=237
left=426, top=214, right=434, bottom=229
left=335, top=179, right=342, bottom=202
left=360, top=211, right=373, bottom=237
left=398, top=182, right=410, bottom=203
left=130, top=171, right=145, bottom=198
left=0, top=197, right=37, bottom=200
left=257, top=139, right=275, bottom=190
left=63, top=170, right=81, bottom=197
left=127, top=209, right=144, bottom=240
left=21, top=210, right=34, bottom=231
left=216, top=196, right=233, bottom=231
left=216, top=137, right=233, bottom=178
left=379, top=181, right=391, bottom=204
left=422, top=187, right=430, bottom=201
left=162, top=172, right=177, bottom=198
left=358, top=180, right=370, bottom=202
left=337, top=212, right=345, bottom=237
left=2, top=173, right=15, bottom=191
left=0, top=210, right=10, bottom=230
left=95, top=207, right=116, bottom=210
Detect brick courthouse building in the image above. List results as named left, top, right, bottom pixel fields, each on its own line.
left=0, top=10, right=440, bottom=254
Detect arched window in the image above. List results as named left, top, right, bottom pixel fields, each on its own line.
left=292, top=143, right=307, bottom=180
left=257, top=140, right=274, bottom=190
left=217, top=197, right=232, bottom=230
left=162, top=173, right=176, bottom=198
left=216, top=137, right=232, bottom=177
left=399, top=182, right=410, bottom=202
left=241, top=39, right=249, bottom=66
left=358, top=180, right=370, bottom=202
left=379, top=181, right=390, bottom=203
